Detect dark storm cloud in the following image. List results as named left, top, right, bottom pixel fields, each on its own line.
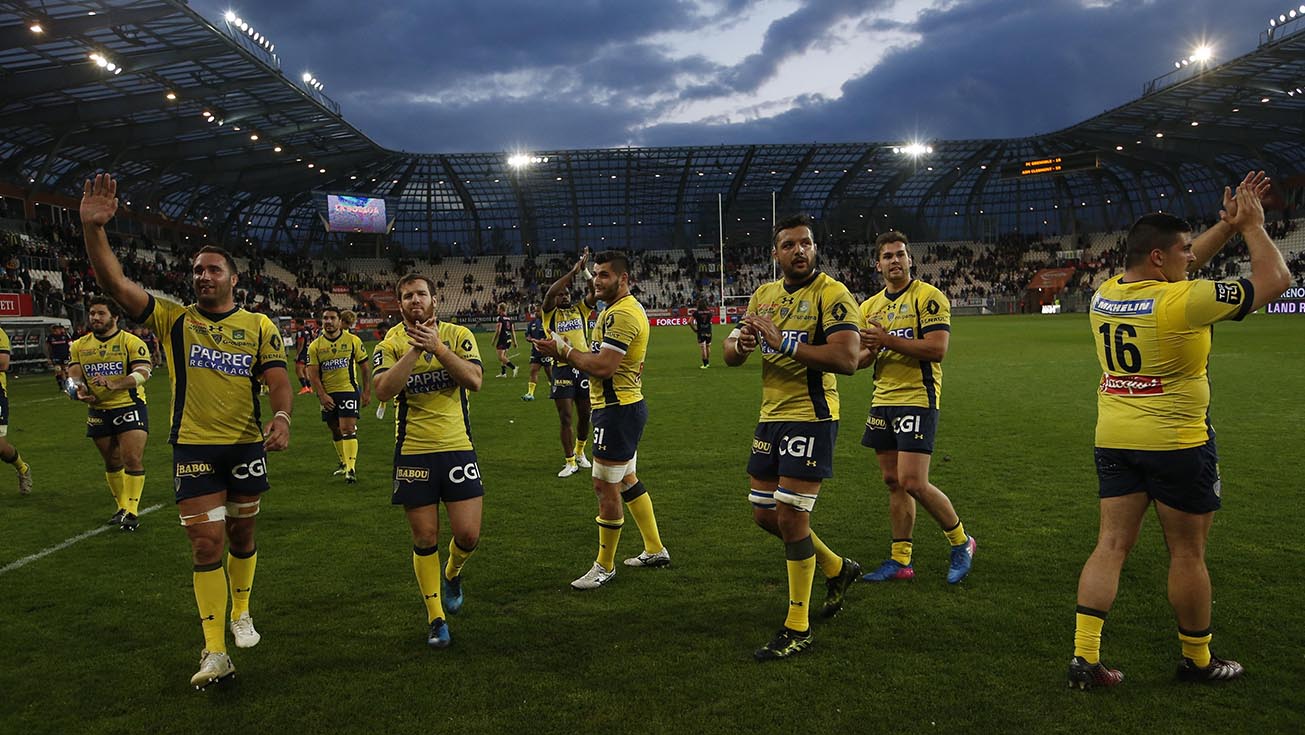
left=640, top=0, right=1288, bottom=146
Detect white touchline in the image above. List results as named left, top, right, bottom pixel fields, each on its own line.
left=0, top=503, right=165, bottom=576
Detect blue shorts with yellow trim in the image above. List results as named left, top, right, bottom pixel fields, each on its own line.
left=173, top=442, right=270, bottom=502
left=320, top=391, right=361, bottom=421
left=591, top=400, right=647, bottom=462
left=1095, top=439, right=1221, bottom=514
left=748, top=421, right=837, bottom=481
left=391, top=450, right=484, bottom=507
left=549, top=365, right=590, bottom=401
left=862, top=406, right=938, bottom=454
left=87, top=404, right=149, bottom=438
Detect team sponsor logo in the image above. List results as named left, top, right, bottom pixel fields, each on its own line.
left=779, top=434, right=815, bottom=458
left=760, top=329, right=809, bottom=355
left=112, top=410, right=143, bottom=426
left=888, top=327, right=915, bottom=339
left=321, top=357, right=352, bottom=371
left=395, top=466, right=431, bottom=483
left=1100, top=374, right=1165, bottom=395
left=406, top=369, right=455, bottom=394
left=751, top=437, right=772, bottom=454
left=232, top=329, right=246, bottom=341
left=798, top=301, right=810, bottom=313
left=866, top=414, right=888, bottom=430
left=176, top=461, right=215, bottom=477
left=555, top=316, right=584, bottom=333
left=926, top=300, right=940, bottom=315
left=1091, top=296, right=1155, bottom=316
left=830, top=302, right=849, bottom=321
left=86, top=415, right=104, bottom=426
left=83, top=361, right=123, bottom=378
left=1214, top=282, right=1243, bottom=305
left=232, top=458, right=266, bottom=479
left=891, top=414, right=923, bottom=434
left=448, top=463, right=480, bottom=483
left=188, top=344, right=254, bottom=377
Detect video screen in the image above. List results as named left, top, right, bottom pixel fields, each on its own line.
left=326, top=194, right=388, bottom=233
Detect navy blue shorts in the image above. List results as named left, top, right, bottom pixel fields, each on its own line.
left=591, top=400, right=647, bottom=462
left=496, top=338, right=512, bottom=350
left=320, top=391, right=361, bottom=422
left=748, top=421, right=838, bottom=481
left=862, top=406, right=939, bottom=454
left=87, top=404, right=149, bottom=438
left=549, top=365, right=590, bottom=401
left=391, top=450, right=484, bottom=508
left=697, top=329, right=712, bottom=344
left=530, top=347, right=550, bottom=366
left=0, top=392, right=9, bottom=430
left=173, top=442, right=270, bottom=502
left=1095, top=439, right=1222, bottom=514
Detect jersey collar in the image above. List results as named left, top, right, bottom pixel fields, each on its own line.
left=885, top=279, right=914, bottom=301
left=782, top=269, right=820, bottom=294
left=195, top=304, right=240, bottom=321
left=91, top=328, right=121, bottom=342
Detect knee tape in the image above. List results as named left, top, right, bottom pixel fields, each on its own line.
left=592, top=459, right=629, bottom=483
left=179, top=505, right=227, bottom=527
left=225, top=499, right=261, bottom=518
left=774, top=486, right=818, bottom=512
left=748, top=487, right=777, bottom=509
left=620, top=480, right=647, bottom=503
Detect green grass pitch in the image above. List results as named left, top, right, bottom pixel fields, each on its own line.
left=1, top=313, right=1302, bottom=734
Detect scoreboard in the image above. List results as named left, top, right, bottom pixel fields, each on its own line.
left=1000, top=152, right=1100, bottom=179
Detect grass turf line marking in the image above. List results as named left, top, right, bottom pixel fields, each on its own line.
left=0, top=503, right=164, bottom=575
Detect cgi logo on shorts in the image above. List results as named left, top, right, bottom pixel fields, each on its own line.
left=448, top=463, right=480, bottom=483
left=892, top=414, right=921, bottom=434
left=112, top=410, right=142, bottom=426
left=779, top=435, right=814, bottom=458
left=232, top=458, right=267, bottom=479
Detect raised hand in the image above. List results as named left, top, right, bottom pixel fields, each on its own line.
left=80, top=173, right=119, bottom=228
left=1221, top=184, right=1265, bottom=233
left=1222, top=171, right=1271, bottom=220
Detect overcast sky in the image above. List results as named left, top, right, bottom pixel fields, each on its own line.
left=193, top=0, right=1291, bottom=153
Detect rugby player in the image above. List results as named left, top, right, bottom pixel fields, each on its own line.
left=521, top=302, right=548, bottom=401
left=492, top=303, right=518, bottom=378
left=293, top=318, right=316, bottom=395
left=373, top=274, right=484, bottom=649
left=45, top=323, right=73, bottom=392
left=723, top=214, right=863, bottom=661
left=307, top=306, right=372, bottom=484
left=1069, top=174, right=1289, bottom=689
left=690, top=299, right=713, bottom=368
left=81, top=173, right=293, bottom=689
left=532, top=251, right=669, bottom=589
left=0, top=325, right=33, bottom=495
left=67, top=296, right=153, bottom=530
left=541, top=252, right=598, bottom=477
left=857, top=231, right=975, bottom=585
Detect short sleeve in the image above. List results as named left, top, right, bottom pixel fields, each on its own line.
left=1182, top=278, right=1255, bottom=327
left=257, top=316, right=287, bottom=372
left=67, top=336, right=81, bottom=365
left=601, top=306, right=643, bottom=353
left=372, top=339, right=398, bottom=374
left=306, top=339, right=320, bottom=367
left=352, top=336, right=367, bottom=362
left=141, top=294, right=185, bottom=341
left=453, top=326, right=482, bottom=364
left=0, top=329, right=11, bottom=353
left=744, top=291, right=759, bottom=317
left=821, top=281, right=863, bottom=335
left=126, top=334, right=151, bottom=367
left=919, top=287, right=952, bottom=335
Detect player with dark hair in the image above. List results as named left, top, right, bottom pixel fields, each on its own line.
left=521, top=302, right=549, bottom=401
left=541, top=251, right=598, bottom=477
left=492, top=303, right=517, bottom=378
left=45, top=323, right=73, bottom=392
left=690, top=299, right=714, bottom=368
left=0, top=325, right=33, bottom=495
left=293, top=317, right=316, bottom=395
left=81, top=174, right=293, bottom=689
left=67, top=295, right=153, bottom=530
left=857, top=230, right=975, bottom=585
left=374, top=273, right=484, bottom=649
left=307, top=306, right=372, bottom=484
left=723, top=214, right=863, bottom=660
left=532, top=250, right=669, bottom=589
left=1069, top=173, right=1289, bottom=689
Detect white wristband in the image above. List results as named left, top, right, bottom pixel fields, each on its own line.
left=274, top=410, right=292, bottom=426
left=728, top=328, right=742, bottom=340
left=129, top=370, right=148, bottom=386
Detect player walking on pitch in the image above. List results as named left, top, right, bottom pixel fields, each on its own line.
left=307, top=306, right=372, bottom=484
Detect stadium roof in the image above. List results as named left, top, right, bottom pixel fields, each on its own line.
left=2, top=0, right=1303, bottom=254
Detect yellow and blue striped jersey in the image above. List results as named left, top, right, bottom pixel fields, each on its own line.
left=542, top=304, right=589, bottom=368
left=307, top=332, right=367, bottom=393
left=1091, top=275, right=1254, bottom=450
left=69, top=329, right=152, bottom=409
left=373, top=321, right=482, bottom=454
left=746, top=271, right=862, bottom=422
left=859, top=279, right=951, bottom=410
left=589, top=294, right=648, bottom=410
left=139, top=295, right=286, bottom=445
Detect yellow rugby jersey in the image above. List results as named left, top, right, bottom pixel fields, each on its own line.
left=307, top=332, right=367, bottom=393
left=746, top=271, right=862, bottom=422
left=1091, top=275, right=1254, bottom=450
left=0, top=327, right=9, bottom=395
left=860, top=279, right=951, bottom=410
left=542, top=304, right=590, bottom=367
left=69, top=329, right=152, bottom=409
left=373, top=321, right=481, bottom=454
left=589, top=294, right=648, bottom=409
left=139, top=295, right=286, bottom=445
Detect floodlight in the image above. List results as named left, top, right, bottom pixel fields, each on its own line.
left=302, top=72, right=313, bottom=82
left=1292, top=10, right=1299, bottom=18
left=105, top=62, right=116, bottom=71
left=249, top=134, right=259, bottom=140
left=1270, top=18, right=1276, bottom=26
left=30, top=23, right=43, bottom=33
left=224, top=10, right=237, bottom=22
left=273, top=146, right=282, bottom=152
left=1192, top=45, right=1212, bottom=62
left=166, top=91, right=177, bottom=100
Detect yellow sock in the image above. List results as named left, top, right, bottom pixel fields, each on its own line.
left=784, top=536, right=817, bottom=633
left=1179, top=629, right=1213, bottom=668
left=595, top=516, right=623, bottom=571
left=227, top=548, right=257, bottom=620
left=809, top=530, right=843, bottom=578
left=12, top=452, right=28, bottom=475
left=342, top=436, right=358, bottom=472
left=105, top=468, right=126, bottom=510
left=566, top=455, right=577, bottom=467
left=576, top=438, right=588, bottom=456
left=193, top=564, right=228, bottom=653
left=943, top=520, right=968, bottom=547
left=527, top=381, right=537, bottom=397
left=1074, top=607, right=1107, bottom=664
left=891, top=539, right=914, bottom=566
left=123, top=470, right=145, bottom=515
left=332, top=439, right=345, bottom=466
left=445, top=538, right=477, bottom=580
left=413, top=546, right=445, bottom=623
left=623, top=488, right=663, bottom=554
